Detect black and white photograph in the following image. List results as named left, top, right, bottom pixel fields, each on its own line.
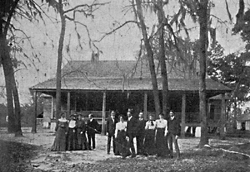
left=0, top=0, right=250, bottom=172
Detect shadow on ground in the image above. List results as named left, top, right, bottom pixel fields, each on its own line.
left=0, top=140, right=40, bottom=172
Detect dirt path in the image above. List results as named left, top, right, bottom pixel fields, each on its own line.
left=0, top=129, right=249, bottom=171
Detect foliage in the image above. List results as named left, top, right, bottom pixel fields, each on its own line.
left=21, top=100, right=43, bottom=127
left=207, top=42, right=250, bottom=103
left=233, top=1, right=250, bottom=50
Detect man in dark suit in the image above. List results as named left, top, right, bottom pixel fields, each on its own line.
left=126, top=109, right=138, bottom=158
left=136, top=112, right=146, bottom=155
left=167, top=110, right=181, bottom=159
left=106, top=111, right=116, bottom=154
left=87, top=113, right=99, bottom=150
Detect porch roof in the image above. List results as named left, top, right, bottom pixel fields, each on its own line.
left=30, top=77, right=231, bottom=92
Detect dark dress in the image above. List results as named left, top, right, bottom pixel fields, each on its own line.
left=144, top=121, right=157, bottom=155
left=115, top=122, right=130, bottom=158
left=76, top=120, right=88, bottom=150
left=116, top=130, right=130, bottom=157
left=155, top=119, right=169, bottom=157
left=67, top=120, right=77, bottom=151
left=136, top=119, right=146, bottom=155
left=51, top=119, right=68, bottom=151
left=156, top=128, right=167, bottom=156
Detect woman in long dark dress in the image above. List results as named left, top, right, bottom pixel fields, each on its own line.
left=51, top=113, right=68, bottom=151
left=115, top=115, right=130, bottom=159
left=144, top=115, right=157, bottom=155
left=67, top=114, right=77, bottom=151
left=155, top=113, right=169, bottom=157
left=76, top=114, right=88, bottom=150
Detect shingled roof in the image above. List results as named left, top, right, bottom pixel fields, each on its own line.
left=60, top=60, right=195, bottom=79
left=30, top=60, right=231, bottom=92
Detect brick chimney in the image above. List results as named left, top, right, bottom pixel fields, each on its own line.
left=91, top=51, right=99, bottom=63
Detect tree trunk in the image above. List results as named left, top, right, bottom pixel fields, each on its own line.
left=2, top=52, right=16, bottom=133
left=0, top=34, right=22, bottom=135
left=157, top=0, right=169, bottom=118
left=0, top=33, right=15, bottom=133
left=198, top=0, right=209, bottom=147
left=135, top=0, right=161, bottom=115
left=11, top=74, right=22, bottom=136
left=0, top=0, right=21, bottom=134
left=55, top=0, right=66, bottom=119
left=233, top=99, right=237, bottom=131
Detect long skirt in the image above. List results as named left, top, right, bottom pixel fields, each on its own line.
left=115, top=130, right=130, bottom=157
left=51, top=127, right=67, bottom=151
left=144, top=129, right=156, bottom=155
left=155, top=128, right=169, bottom=157
left=76, top=130, right=88, bottom=150
left=67, top=128, right=77, bottom=151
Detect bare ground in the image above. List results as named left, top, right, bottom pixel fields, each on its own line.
left=0, top=128, right=249, bottom=172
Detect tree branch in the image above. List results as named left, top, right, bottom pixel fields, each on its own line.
left=63, top=2, right=110, bottom=14
left=94, top=20, right=138, bottom=42
left=4, top=0, right=20, bottom=36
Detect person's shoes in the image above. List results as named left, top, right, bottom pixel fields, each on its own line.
left=107, top=152, right=110, bottom=155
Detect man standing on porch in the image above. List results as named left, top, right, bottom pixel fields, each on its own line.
left=87, top=113, right=99, bottom=150
left=106, top=111, right=116, bottom=154
left=126, top=109, right=138, bottom=158
left=167, top=110, right=181, bottom=159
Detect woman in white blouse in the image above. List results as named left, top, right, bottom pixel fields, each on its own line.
left=144, top=114, right=157, bottom=155
left=155, top=113, right=169, bottom=157
left=67, top=114, right=77, bottom=151
left=115, top=115, right=129, bottom=158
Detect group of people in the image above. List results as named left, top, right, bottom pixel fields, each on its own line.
left=106, top=109, right=181, bottom=159
left=51, top=113, right=99, bottom=151
left=51, top=109, right=181, bottom=160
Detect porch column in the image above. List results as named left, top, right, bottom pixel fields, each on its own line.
left=67, top=92, right=71, bottom=118
left=101, top=91, right=106, bottom=135
left=74, top=93, right=77, bottom=112
left=143, top=92, right=148, bottom=119
left=220, top=93, right=226, bottom=140
left=51, top=96, right=54, bottom=119
left=85, top=92, right=88, bottom=111
left=31, top=91, right=38, bottom=133
left=181, top=93, right=186, bottom=137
